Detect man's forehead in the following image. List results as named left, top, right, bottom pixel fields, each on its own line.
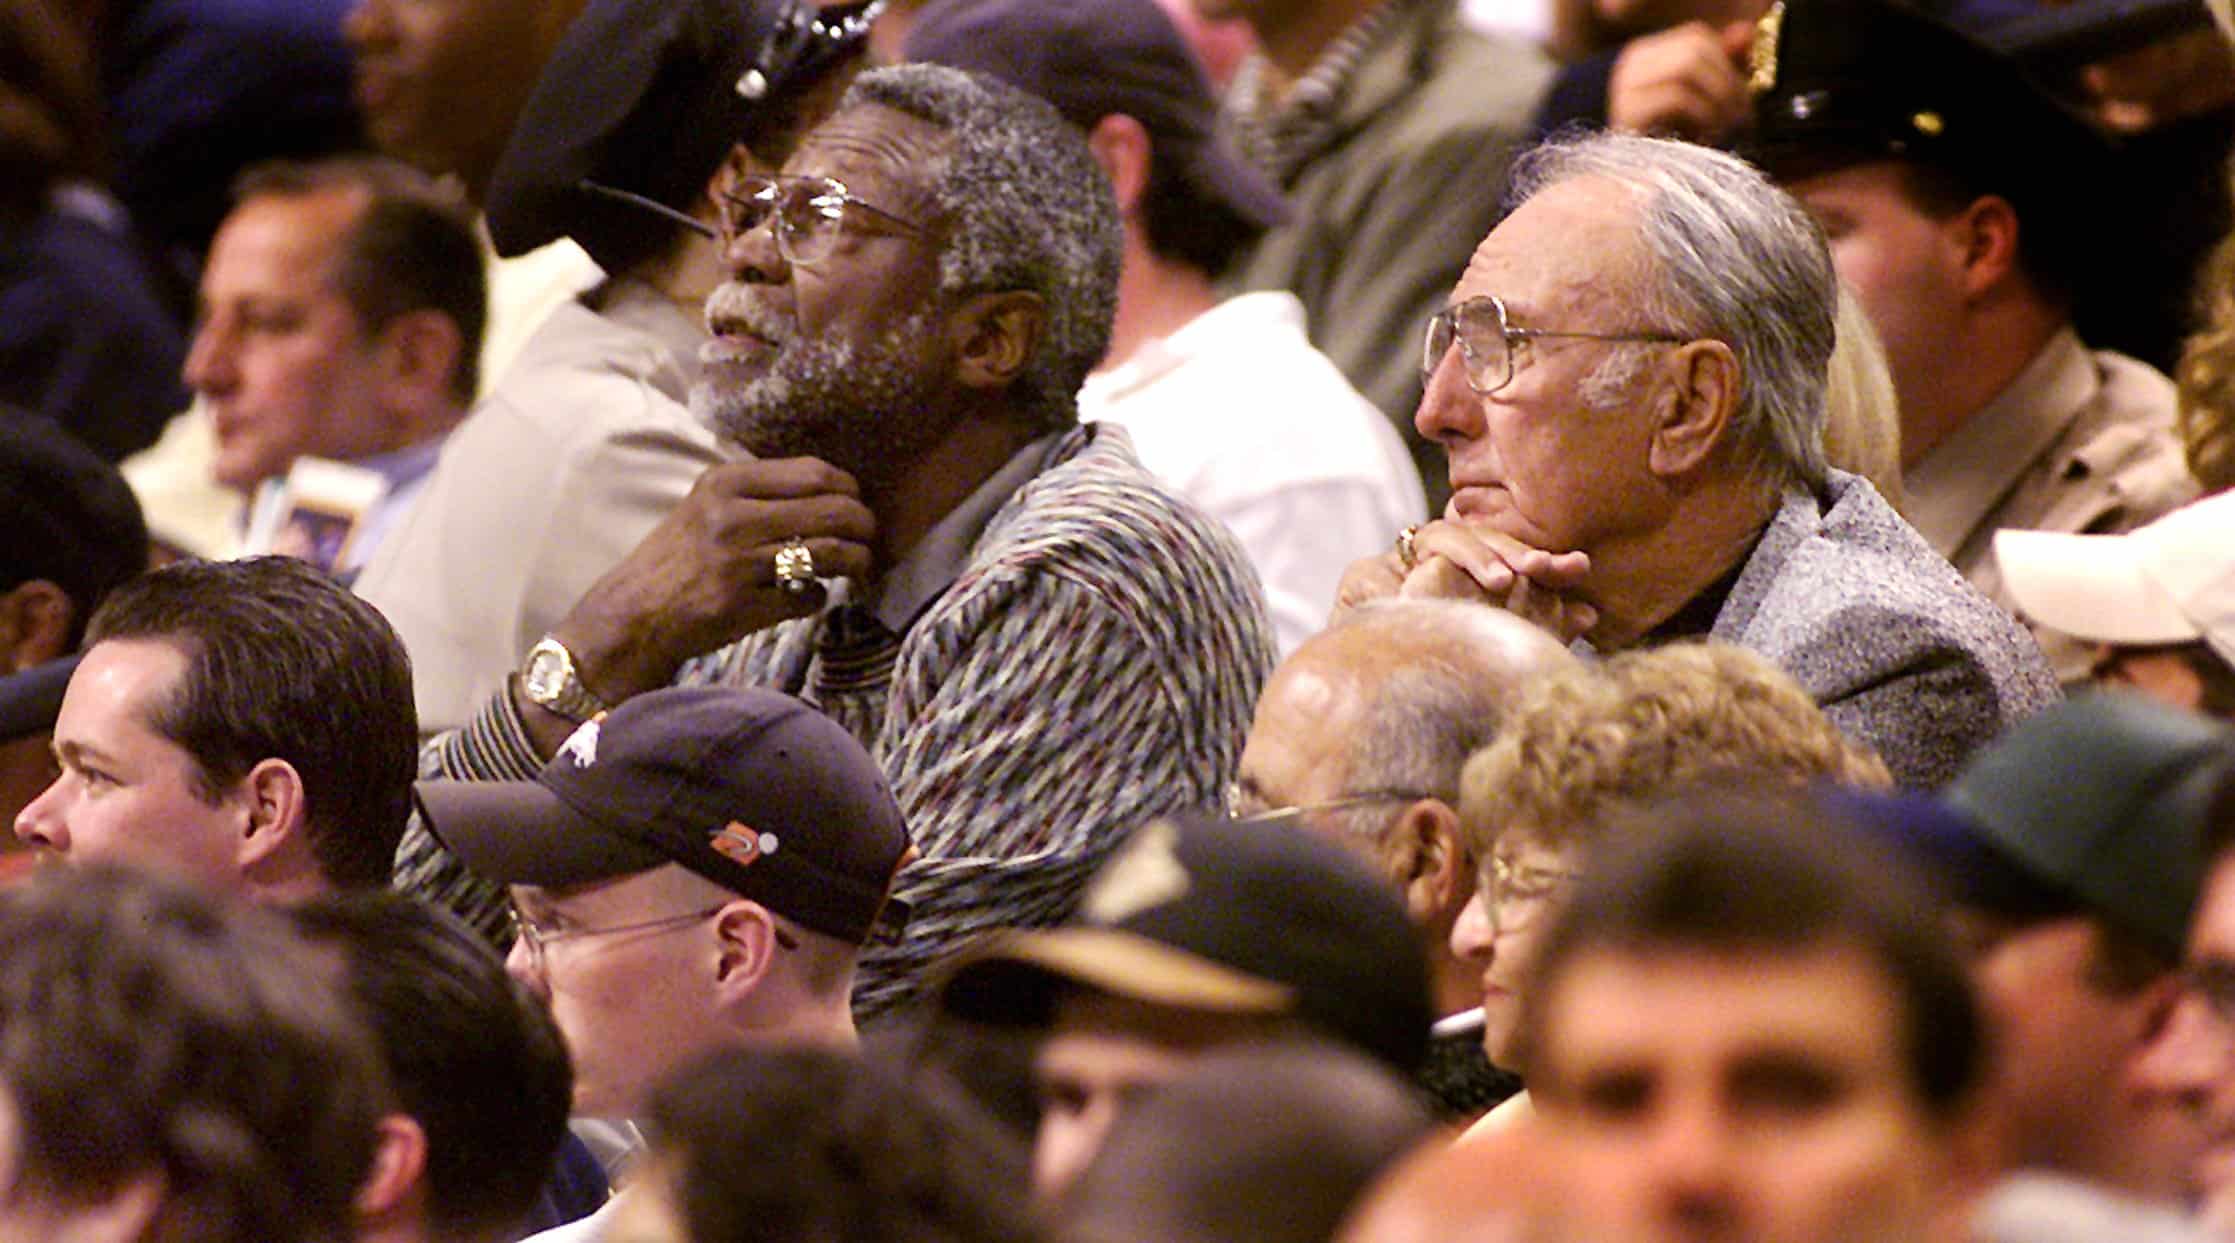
left=510, top=864, right=699, bottom=911
left=1545, top=942, right=1905, bottom=1060
left=1457, top=176, right=1643, bottom=314
left=208, top=190, right=364, bottom=294
left=786, top=104, right=951, bottom=194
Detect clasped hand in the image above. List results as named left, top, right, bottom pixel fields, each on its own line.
left=1333, top=518, right=1599, bottom=642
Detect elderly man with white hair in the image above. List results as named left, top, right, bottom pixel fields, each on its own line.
left=1340, top=130, right=2057, bottom=789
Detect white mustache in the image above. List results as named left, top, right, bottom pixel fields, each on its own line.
left=703, top=283, right=797, bottom=346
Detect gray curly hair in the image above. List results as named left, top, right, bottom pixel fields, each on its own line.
left=843, top=64, right=1122, bottom=433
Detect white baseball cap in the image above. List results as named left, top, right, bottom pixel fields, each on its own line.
left=1995, top=490, right=2235, bottom=667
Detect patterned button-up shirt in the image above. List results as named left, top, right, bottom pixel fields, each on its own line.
left=400, top=422, right=1275, bottom=1020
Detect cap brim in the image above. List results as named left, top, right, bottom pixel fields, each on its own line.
left=414, top=778, right=667, bottom=889
left=0, top=653, right=79, bottom=742
left=1996, top=527, right=2201, bottom=647
left=1177, top=140, right=1290, bottom=231
left=941, top=927, right=1295, bottom=1027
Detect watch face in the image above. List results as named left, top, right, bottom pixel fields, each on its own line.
left=525, top=646, right=568, bottom=701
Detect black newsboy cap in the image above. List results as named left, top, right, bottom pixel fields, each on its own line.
left=486, top=0, right=879, bottom=274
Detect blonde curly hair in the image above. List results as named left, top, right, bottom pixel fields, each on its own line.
left=1457, top=641, right=1892, bottom=863
left=2178, top=229, right=2235, bottom=493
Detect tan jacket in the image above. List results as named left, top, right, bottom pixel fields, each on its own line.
left=1908, top=329, right=2198, bottom=679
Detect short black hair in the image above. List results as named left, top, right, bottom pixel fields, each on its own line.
left=0, top=864, right=381, bottom=1243
left=86, top=555, right=418, bottom=889
left=1523, top=789, right=1987, bottom=1120
left=233, top=156, right=488, bottom=401
left=288, top=891, right=573, bottom=1240
left=645, top=1046, right=1045, bottom=1243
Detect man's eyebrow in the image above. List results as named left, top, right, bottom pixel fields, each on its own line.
left=51, top=738, right=118, bottom=770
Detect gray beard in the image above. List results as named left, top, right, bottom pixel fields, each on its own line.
left=693, top=289, right=952, bottom=494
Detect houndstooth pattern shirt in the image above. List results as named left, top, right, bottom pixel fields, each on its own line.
left=399, top=422, right=1276, bottom=1020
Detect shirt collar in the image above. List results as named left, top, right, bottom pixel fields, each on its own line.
left=1227, top=0, right=1414, bottom=178
left=861, top=428, right=1069, bottom=632
left=1905, top=328, right=2094, bottom=557
left=352, top=435, right=449, bottom=492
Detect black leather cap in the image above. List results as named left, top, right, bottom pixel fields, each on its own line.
left=485, top=0, right=878, bottom=273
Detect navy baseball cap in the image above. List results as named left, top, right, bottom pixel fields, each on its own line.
left=902, top=0, right=1288, bottom=231
left=416, top=686, right=911, bottom=946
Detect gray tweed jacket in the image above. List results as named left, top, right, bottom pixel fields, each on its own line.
left=1708, top=470, right=2061, bottom=790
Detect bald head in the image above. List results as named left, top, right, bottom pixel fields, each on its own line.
left=1235, top=602, right=1577, bottom=1017
left=1236, top=601, right=1576, bottom=817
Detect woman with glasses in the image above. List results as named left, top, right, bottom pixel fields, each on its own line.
left=1447, top=640, right=1891, bottom=1135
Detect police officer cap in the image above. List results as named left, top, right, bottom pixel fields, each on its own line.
left=1743, top=0, right=2113, bottom=285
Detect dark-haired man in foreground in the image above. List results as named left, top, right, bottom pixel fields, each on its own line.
left=15, top=555, right=418, bottom=899
left=1523, top=795, right=1992, bottom=1243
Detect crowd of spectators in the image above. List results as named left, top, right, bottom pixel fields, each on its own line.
left=5, top=0, right=2235, bottom=1239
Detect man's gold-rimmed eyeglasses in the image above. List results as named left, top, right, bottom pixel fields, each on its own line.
left=1423, top=294, right=1685, bottom=395
left=716, top=173, right=930, bottom=267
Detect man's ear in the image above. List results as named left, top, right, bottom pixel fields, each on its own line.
left=1086, top=113, right=1154, bottom=215
left=0, top=580, right=76, bottom=673
left=711, top=900, right=783, bottom=1000
left=376, top=309, right=466, bottom=409
left=1646, top=338, right=1740, bottom=480
left=353, top=1114, right=429, bottom=1222
left=949, top=290, right=1046, bottom=393
left=234, top=757, right=308, bottom=873
left=1950, top=194, right=2023, bottom=302
left=1386, top=798, right=1470, bottom=925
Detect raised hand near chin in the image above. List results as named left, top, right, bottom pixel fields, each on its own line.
left=551, top=456, right=878, bottom=705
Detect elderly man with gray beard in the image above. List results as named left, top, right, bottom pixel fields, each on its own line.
left=1339, top=130, right=2057, bottom=789
left=411, top=63, right=1274, bottom=1021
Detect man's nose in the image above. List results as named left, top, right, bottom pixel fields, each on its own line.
left=721, top=210, right=789, bottom=286
left=1642, top=1093, right=1743, bottom=1220
left=1414, top=344, right=1483, bottom=448
left=504, top=936, right=550, bottom=1001
left=13, top=776, right=67, bottom=852
left=182, top=321, right=237, bottom=396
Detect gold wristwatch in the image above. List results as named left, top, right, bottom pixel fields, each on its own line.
left=520, top=637, right=609, bottom=722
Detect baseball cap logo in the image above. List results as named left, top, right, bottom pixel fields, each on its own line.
left=558, top=718, right=601, bottom=769
left=710, top=821, right=780, bottom=868
left=1082, top=819, right=1190, bottom=925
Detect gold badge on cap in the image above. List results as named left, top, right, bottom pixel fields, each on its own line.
left=1748, top=1, right=1784, bottom=95
left=1081, top=818, right=1190, bottom=926
left=710, top=821, right=779, bottom=869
